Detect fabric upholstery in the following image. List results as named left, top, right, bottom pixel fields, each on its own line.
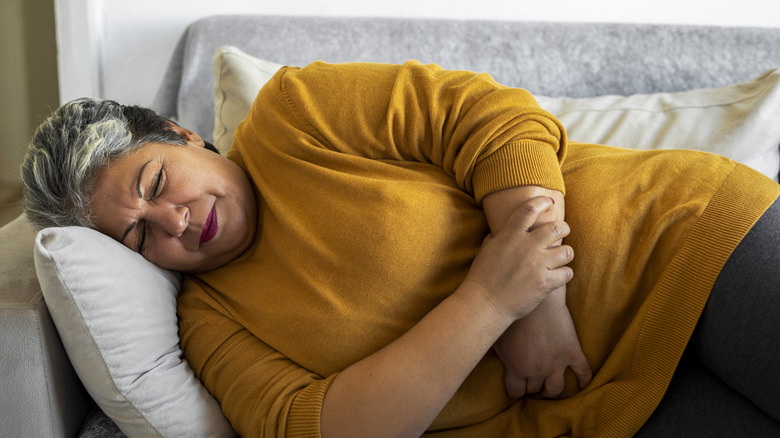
left=3, top=14, right=780, bottom=437
left=154, top=15, right=780, bottom=150
left=0, top=214, right=90, bottom=437
left=212, top=46, right=780, bottom=182
left=33, top=226, right=235, bottom=437
left=213, top=46, right=283, bottom=154
left=536, top=70, right=780, bottom=181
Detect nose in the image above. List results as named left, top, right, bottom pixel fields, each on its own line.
left=148, top=204, right=189, bottom=237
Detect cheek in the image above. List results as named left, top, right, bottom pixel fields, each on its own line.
left=145, top=237, right=189, bottom=269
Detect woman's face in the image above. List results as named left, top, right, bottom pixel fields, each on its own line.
left=90, top=126, right=256, bottom=273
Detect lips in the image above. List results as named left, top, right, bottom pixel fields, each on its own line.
left=199, top=206, right=218, bottom=244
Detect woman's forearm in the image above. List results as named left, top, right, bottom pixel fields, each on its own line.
left=482, top=185, right=565, bottom=234
left=483, top=185, right=592, bottom=398
left=482, top=185, right=567, bottom=305
left=321, top=196, right=573, bottom=438
left=321, top=282, right=513, bottom=438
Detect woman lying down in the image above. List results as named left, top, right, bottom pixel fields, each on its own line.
left=21, top=61, right=780, bottom=437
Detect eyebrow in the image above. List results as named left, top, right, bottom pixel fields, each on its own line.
left=120, top=160, right=152, bottom=243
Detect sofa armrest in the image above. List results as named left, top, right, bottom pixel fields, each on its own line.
left=0, top=214, right=91, bottom=437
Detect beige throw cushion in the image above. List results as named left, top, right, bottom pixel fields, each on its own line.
left=536, top=70, right=780, bottom=182
left=213, top=46, right=283, bottom=154
left=212, top=46, right=780, bottom=182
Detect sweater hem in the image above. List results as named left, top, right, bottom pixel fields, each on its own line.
left=596, top=165, right=780, bottom=437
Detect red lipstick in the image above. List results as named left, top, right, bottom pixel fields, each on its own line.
left=200, top=206, right=218, bottom=244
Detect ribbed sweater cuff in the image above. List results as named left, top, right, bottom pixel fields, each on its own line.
left=472, top=141, right=565, bottom=203
left=286, top=374, right=338, bottom=437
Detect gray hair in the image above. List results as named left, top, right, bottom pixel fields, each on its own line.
left=20, top=98, right=185, bottom=230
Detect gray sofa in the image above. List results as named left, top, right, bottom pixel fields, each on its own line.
left=2, top=15, right=780, bottom=437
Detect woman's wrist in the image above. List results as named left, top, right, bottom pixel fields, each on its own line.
left=483, top=186, right=565, bottom=234
left=453, top=279, right=519, bottom=329
left=322, top=282, right=513, bottom=438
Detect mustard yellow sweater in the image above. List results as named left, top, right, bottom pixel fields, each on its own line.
left=177, top=61, right=780, bottom=437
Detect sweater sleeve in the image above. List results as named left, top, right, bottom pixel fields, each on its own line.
left=178, top=278, right=337, bottom=438
left=210, top=61, right=568, bottom=436
left=242, top=60, right=567, bottom=202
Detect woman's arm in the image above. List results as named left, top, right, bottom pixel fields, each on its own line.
left=245, top=61, right=567, bottom=203
left=321, top=196, right=573, bottom=438
left=180, top=197, right=572, bottom=438
left=225, top=61, right=575, bottom=435
left=483, top=186, right=592, bottom=399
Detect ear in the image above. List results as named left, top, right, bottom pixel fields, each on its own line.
left=166, top=122, right=205, bottom=148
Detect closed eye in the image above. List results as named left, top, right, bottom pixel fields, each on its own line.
left=138, top=163, right=164, bottom=253
left=137, top=220, right=148, bottom=254
left=149, top=165, right=165, bottom=200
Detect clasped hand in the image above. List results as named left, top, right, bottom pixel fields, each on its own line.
left=463, top=196, right=574, bottom=322
left=494, top=292, right=592, bottom=399
left=465, top=195, right=591, bottom=399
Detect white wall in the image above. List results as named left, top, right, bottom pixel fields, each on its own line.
left=57, top=0, right=780, bottom=108
left=1, top=0, right=58, bottom=186
left=0, top=0, right=30, bottom=185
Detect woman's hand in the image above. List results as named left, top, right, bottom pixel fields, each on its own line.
left=462, top=196, right=575, bottom=322
left=481, top=186, right=591, bottom=399
left=494, top=287, right=592, bottom=399
left=322, top=196, right=573, bottom=438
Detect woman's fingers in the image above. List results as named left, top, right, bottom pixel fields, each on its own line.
left=533, top=220, right=571, bottom=248
left=548, top=244, right=574, bottom=269
left=504, top=375, right=527, bottom=399
left=503, top=196, right=558, bottom=232
left=541, top=370, right=566, bottom=399
left=464, top=196, right=575, bottom=320
left=571, top=354, right=594, bottom=390
left=525, top=378, right=545, bottom=395
left=538, top=353, right=592, bottom=399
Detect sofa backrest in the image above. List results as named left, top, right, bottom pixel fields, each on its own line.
left=0, top=214, right=39, bottom=306
left=152, top=15, right=780, bottom=143
left=0, top=212, right=90, bottom=436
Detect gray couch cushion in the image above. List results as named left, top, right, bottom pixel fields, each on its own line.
left=0, top=214, right=91, bottom=437
left=153, top=15, right=780, bottom=144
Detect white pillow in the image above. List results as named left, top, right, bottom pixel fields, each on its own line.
left=212, top=46, right=780, bottom=182
left=34, top=227, right=235, bottom=437
left=536, top=70, right=780, bottom=182
left=213, top=46, right=283, bottom=154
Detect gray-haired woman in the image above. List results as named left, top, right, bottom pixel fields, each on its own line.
left=22, top=97, right=255, bottom=272
left=21, top=62, right=780, bottom=437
